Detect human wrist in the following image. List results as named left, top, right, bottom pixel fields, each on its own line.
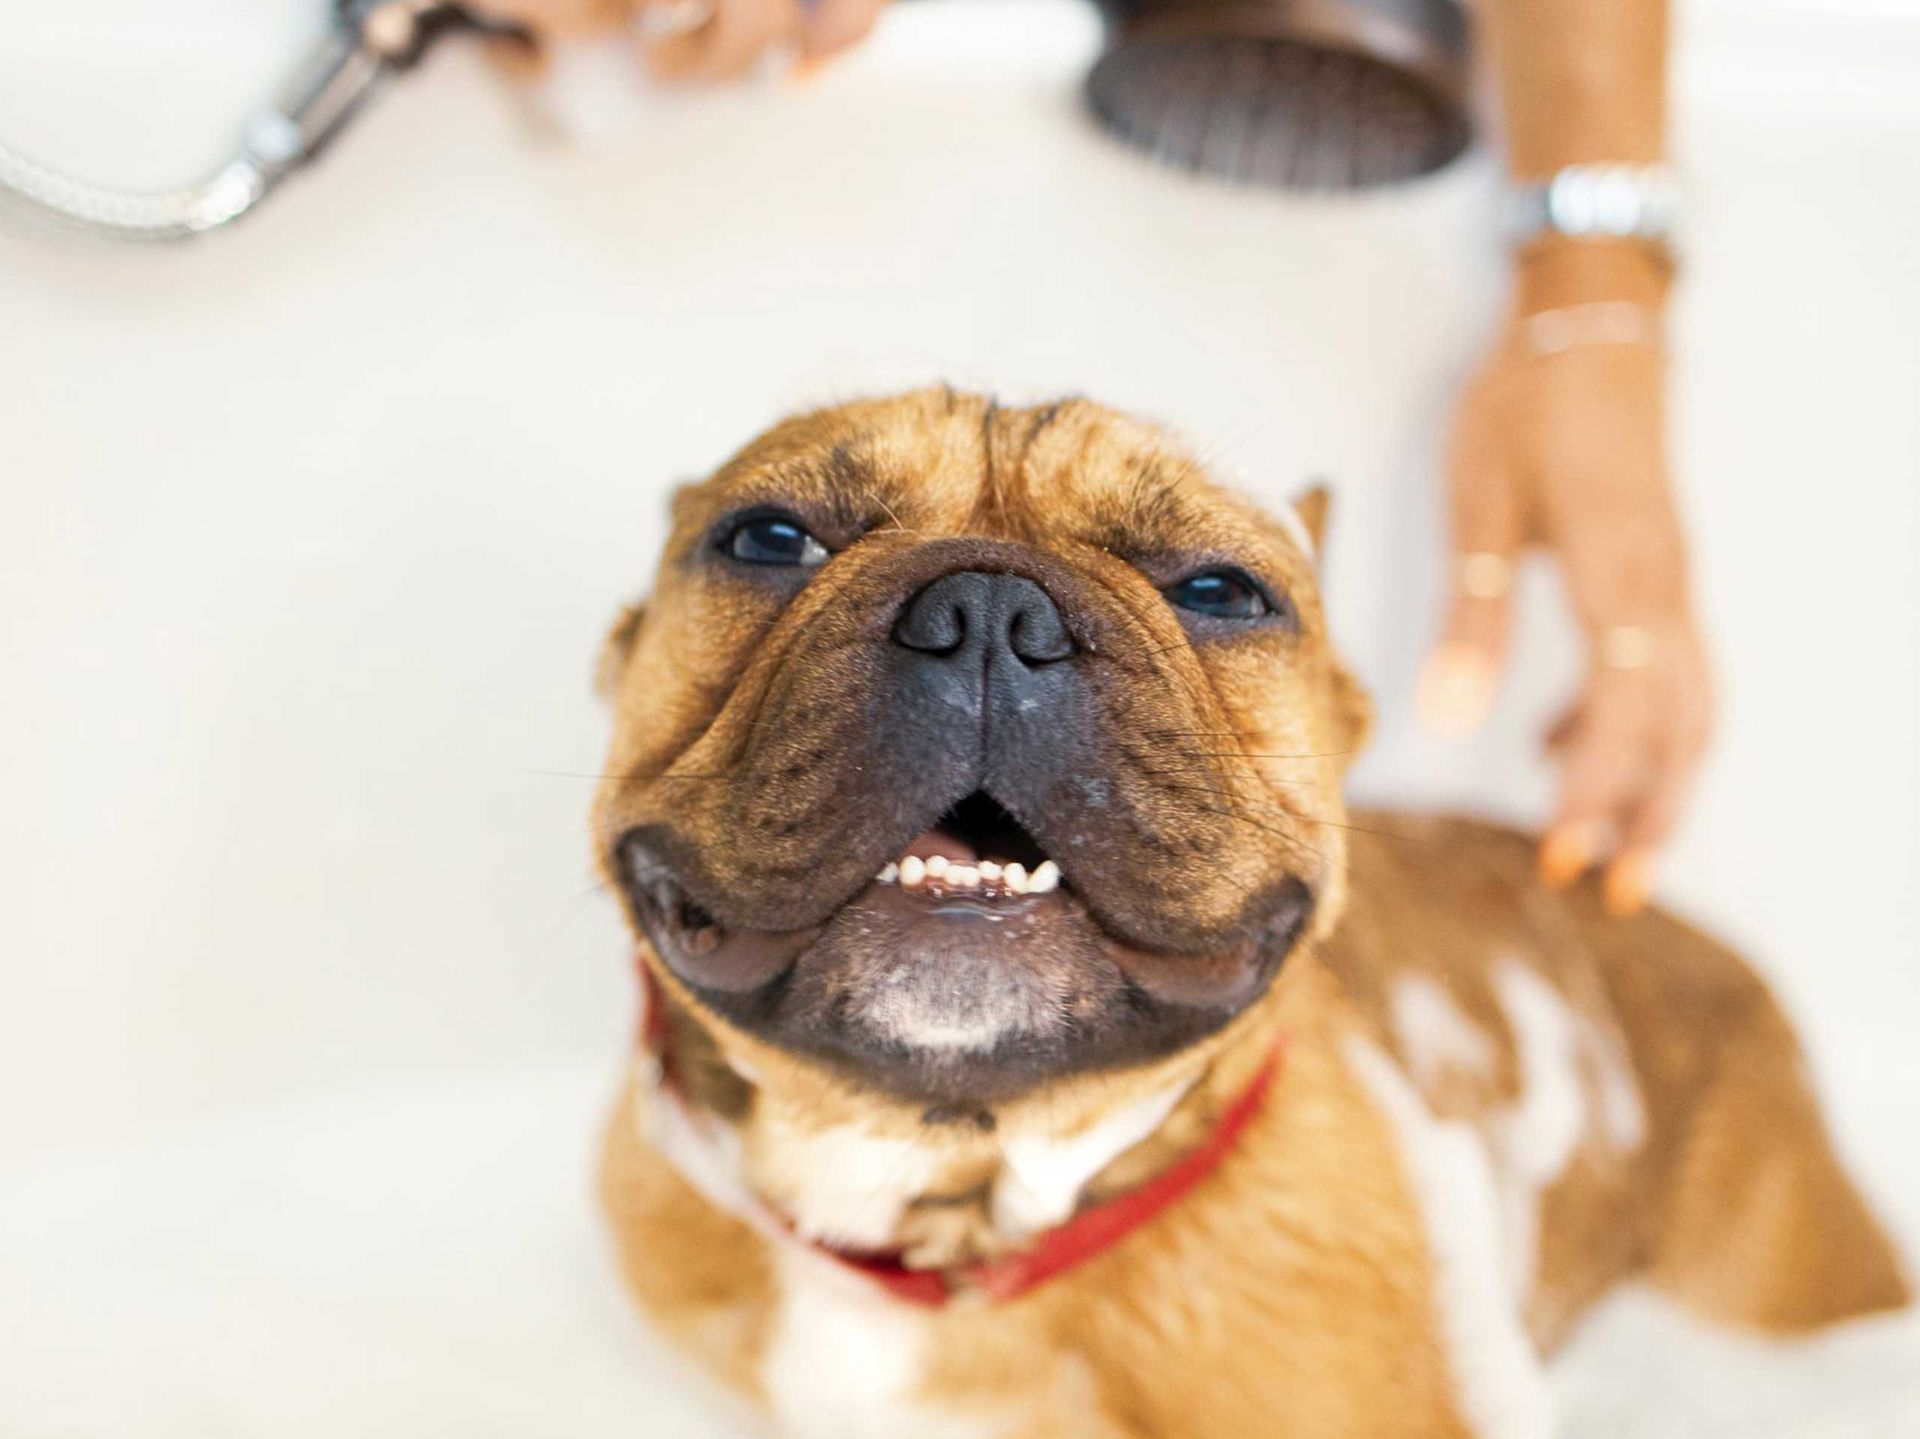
left=1513, top=238, right=1671, bottom=316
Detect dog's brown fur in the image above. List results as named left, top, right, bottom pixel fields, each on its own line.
left=592, top=391, right=1908, bottom=1437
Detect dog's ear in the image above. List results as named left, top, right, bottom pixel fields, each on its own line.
left=1289, top=484, right=1331, bottom=558
left=594, top=601, right=647, bottom=704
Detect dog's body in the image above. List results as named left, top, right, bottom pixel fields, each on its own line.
left=592, top=392, right=1906, bottom=1437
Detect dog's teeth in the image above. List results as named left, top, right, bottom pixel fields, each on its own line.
left=890, top=855, right=1052, bottom=898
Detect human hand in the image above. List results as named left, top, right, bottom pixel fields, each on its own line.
left=1419, top=244, right=1714, bottom=916
left=476, top=0, right=887, bottom=81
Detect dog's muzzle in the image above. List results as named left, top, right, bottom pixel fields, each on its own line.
left=607, top=542, right=1318, bottom=1105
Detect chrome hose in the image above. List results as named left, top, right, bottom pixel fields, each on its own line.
left=0, top=142, right=281, bottom=240
left=0, top=2, right=497, bottom=242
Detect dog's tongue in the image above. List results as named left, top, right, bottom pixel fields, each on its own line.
left=903, top=828, right=978, bottom=864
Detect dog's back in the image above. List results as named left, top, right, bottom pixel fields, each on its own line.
left=1328, top=813, right=1910, bottom=1347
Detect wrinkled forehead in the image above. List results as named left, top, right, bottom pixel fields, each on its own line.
left=663, top=390, right=1313, bottom=573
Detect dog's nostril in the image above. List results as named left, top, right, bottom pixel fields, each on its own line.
left=1007, top=601, right=1072, bottom=666
left=893, top=596, right=967, bottom=655
left=893, top=570, right=1074, bottom=666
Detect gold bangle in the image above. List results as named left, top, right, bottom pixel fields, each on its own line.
left=1596, top=624, right=1657, bottom=671
left=1456, top=552, right=1513, bottom=601
left=1512, top=302, right=1663, bottom=359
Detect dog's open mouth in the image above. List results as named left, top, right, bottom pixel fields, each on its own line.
left=875, top=792, right=1062, bottom=899
left=617, top=786, right=1310, bottom=1102
left=619, top=789, right=1079, bottom=996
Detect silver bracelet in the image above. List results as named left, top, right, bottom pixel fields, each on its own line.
left=1510, top=302, right=1664, bottom=358
left=1506, top=163, right=1682, bottom=260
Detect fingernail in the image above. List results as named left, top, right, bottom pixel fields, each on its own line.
left=788, top=54, right=826, bottom=83
left=1539, top=824, right=1597, bottom=889
left=1417, top=646, right=1496, bottom=738
left=1604, top=852, right=1654, bottom=917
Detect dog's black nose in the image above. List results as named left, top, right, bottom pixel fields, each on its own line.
left=893, top=571, right=1074, bottom=667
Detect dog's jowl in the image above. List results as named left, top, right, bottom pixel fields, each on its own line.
left=590, top=390, right=1909, bottom=1439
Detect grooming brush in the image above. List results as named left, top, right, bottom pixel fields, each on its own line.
left=1085, top=0, right=1473, bottom=192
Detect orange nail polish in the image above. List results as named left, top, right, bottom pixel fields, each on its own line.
left=788, top=53, right=832, bottom=85
left=1539, top=827, right=1593, bottom=889
left=1604, top=854, right=1653, bottom=917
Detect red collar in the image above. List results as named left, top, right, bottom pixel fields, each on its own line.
left=634, top=957, right=1282, bottom=1308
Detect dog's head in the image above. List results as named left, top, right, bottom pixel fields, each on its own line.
left=594, top=391, right=1370, bottom=1110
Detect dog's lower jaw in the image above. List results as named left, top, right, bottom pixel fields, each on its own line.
left=630, top=877, right=1313, bottom=1111
left=855, top=946, right=1054, bottom=1056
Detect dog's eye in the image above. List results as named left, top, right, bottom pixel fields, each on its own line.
left=1164, top=568, right=1271, bottom=620
left=722, top=515, right=831, bottom=568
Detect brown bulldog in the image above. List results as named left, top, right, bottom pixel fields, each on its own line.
left=590, top=389, right=1908, bottom=1438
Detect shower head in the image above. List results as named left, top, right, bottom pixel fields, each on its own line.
left=1085, top=0, right=1473, bottom=192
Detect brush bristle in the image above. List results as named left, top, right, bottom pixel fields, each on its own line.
left=1085, top=36, right=1470, bottom=193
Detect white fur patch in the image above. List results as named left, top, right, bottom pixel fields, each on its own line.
left=860, top=951, right=1046, bottom=1054
left=1592, top=1044, right=1647, bottom=1154
left=1487, top=960, right=1646, bottom=1298
left=633, top=1058, right=763, bottom=1225
left=991, top=1079, right=1192, bottom=1238
left=754, top=1117, right=955, bottom=1252
left=1393, top=974, right=1498, bottom=1092
left=866, top=1003, right=1012, bottom=1054
left=1490, top=963, right=1590, bottom=1190
left=762, top=1247, right=1008, bottom=1439
left=1347, top=1036, right=1557, bottom=1439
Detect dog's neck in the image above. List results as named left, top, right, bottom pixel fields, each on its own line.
left=635, top=954, right=1300, bottom=1271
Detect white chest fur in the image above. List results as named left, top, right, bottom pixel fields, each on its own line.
left=761, top=1248, right=1007, bottom=1439
left=743, top=1078, right=1194, bottom=1253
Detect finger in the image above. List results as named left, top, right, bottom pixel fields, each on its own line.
left=1601, top=850, right=1655, bottom=919
left=482, top=28, right=549, bottom=81
left=1604, top=678, right=1712, bottom=916
left=1540, top=679, right=1659, bottom=888
left=1419, top=378, right=1525, bottom=737
left=645, top=0, right=800, bottom=80
left=478, top=0, right=626, bottom=37
left=1603, top=760, right=1688, bottom=918
left=799, top=0, right=886, bottom=57
left=1617, top=712, right=1708, bottom=857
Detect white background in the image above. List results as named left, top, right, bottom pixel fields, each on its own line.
left=1, top=2, right=1917, bottom=1434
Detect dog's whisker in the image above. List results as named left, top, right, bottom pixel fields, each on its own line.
left=1298, top=815, right=1442, bottom=847
left=1143, top=728, right=1281, bottom=737
left=520, top=767, right=740, bottom=783
left=1136, top=763, right=1316, bottom=787
left=1186, top=750, right=1355, bottom=761
left=1188, top=793, right=1344, bottom=875
left=866, top=491, right=916, bottom=535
